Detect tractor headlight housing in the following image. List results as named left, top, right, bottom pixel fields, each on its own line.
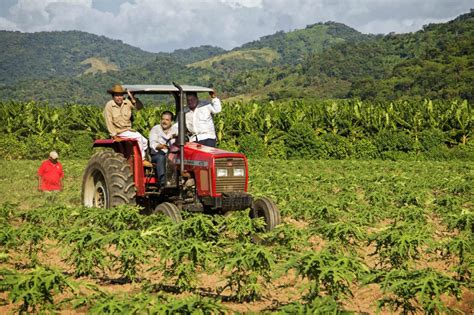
left=233, top=168, right=245, bottom=177
left=216, top=168, right=228, bottom=177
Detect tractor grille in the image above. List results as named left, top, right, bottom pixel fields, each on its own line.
left=215, top=158, right=246, bottom=193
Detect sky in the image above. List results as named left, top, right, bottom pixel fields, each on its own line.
left=0, top=0, right=472, bottom=52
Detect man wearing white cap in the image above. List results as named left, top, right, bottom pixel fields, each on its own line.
left=37, top=151, right=64, bottom=191
left=104, top=84, right=152, bottom=167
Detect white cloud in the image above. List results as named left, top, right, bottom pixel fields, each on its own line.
left=221, top=0, right=263, bottom=8
left=0, top=0, right=472, bottom=52
left=9, top=0, right=92, bottom=27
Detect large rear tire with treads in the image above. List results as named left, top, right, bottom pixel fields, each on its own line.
left=82, top=151, right=136, bottom=208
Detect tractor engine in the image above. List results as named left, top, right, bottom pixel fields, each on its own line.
left=172, top=142, right=252, bottom=212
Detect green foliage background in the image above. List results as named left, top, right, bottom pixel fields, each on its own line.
left=0, top=99, right=471, bottom=160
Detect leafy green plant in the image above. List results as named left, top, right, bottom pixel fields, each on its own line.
left=86, top=292, right=158, bottom=314
left=263, top=223, right=309, bottom=258
left=175, top=213, right=220, bottom=242
left=367, top=222, right=431, bottom=269
left=435, top=232, right=473, bottom=281
left=369, top=268, right=462, bottom=314
left=0, top=202, right=16, bottom=221
left=59, top=226, right=112, bottom=278
left=77, top=205, right=148, bottom=232
left=446, top=209, right=473, bottom=233
left=221, top=210, right=266, bottom=241
left=285, top=249, right=367, bottom=301
left=390, top=205, right=428, bottom=224
left=86, top=292, right=226, bottom=314
left=0, top=221, right=17, bottom=251
left=353, top=138, right=379, bottom=159
left=110, top=229, right=155, bottom=282
left=238, top=132, right=267, bottom=158
left=277, top=296, right=350, bottom=314
left=16, top=222, right=50, bottom=266
left=285, top=122, right=320, bottom=159
left=219, top=242, right=275, bottom=302
left=320, top=133, right=352, bottom=159
left=0, top=266, right=79, bottom=313
left=314, top=220, right=366, bottom=249
left=165, top=295, right=227, bottom=314
left=157, top=238, right=215, bottom=292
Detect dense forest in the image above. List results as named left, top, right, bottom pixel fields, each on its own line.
left=0, top=11, right=472, bottom=104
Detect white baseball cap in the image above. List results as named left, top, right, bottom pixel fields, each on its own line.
left=49, top=151, right=59, bottom=159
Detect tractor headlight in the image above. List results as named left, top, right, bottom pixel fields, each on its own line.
left=233, top=168, right=245, bottom=177
left=216, top=168, right=228, bottom=177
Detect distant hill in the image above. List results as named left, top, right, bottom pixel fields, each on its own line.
left=300, top=10, right=474, bottom=101
left=160, top=45, right=227, bottom=64
left=0, top=30, right=156, bottom=84
left=240, top=21, right=370, bottom=65
left=228, top=11, right=474, bottom=101
left=0, top=11, right=472, bottom=103
left=188, top=47, right=280, bottom=70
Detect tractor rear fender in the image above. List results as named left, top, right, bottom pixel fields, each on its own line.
left=92, top=139, right=146, bottom=196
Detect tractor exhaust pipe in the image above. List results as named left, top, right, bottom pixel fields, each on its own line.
left=172, top=82, right=185, bottom=174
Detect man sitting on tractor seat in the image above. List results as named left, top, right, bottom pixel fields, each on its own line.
left=104, top=84, right=152, bottom=167
left=149, top=111, right=178, bottom=185
left=185, top=90, right=221, bottom=147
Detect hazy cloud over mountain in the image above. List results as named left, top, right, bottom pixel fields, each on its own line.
left=0, top=0, right=471, bottom=52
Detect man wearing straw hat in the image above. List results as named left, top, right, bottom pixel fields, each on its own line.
left=104, top=84, right=152, bottom=167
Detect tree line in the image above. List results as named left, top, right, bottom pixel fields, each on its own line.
left=0, top=99, right=471, bottom=160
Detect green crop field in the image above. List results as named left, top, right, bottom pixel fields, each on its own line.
left=0, top=158, right=472, bottom=313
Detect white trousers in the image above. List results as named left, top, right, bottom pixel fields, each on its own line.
left=117, top=130, right=148, bottom=159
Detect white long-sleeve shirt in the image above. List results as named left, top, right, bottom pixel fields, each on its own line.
left=149, top=123, right=178, bottom=155
left=184, top=97, right=221, bottom=141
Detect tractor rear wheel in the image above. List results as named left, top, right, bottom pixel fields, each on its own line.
left=250, top=197, right=281, bottom=231
left=153, top=202, right=182, bottom=223
left=82, top=151, right=136, bottom=208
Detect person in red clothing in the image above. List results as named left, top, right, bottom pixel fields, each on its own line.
left=37, top=151, right=64, bottom=192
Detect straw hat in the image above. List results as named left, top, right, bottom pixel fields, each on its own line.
left=49, top=151, right=59, bottom=160
left=107, top=84, right=127, bottom=94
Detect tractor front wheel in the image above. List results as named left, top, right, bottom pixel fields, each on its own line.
left=250, top=197, right=281, bottom=231
left=82, top=151, right=136, bottom=208
left=153, top=202, right=183, bottom=223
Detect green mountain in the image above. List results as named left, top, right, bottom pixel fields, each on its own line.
left=234, top=11, right=474, bottom=101
left=240, top=21, right=370, bottom=65
left=300, top=11, right=474, bottom=101
left=158, top=45, right=227, bottom=64
left=0, top=30, right=157, bottom=84
left=0, top=11, right=472, bottom=104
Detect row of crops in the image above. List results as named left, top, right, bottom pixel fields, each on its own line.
left=0, top=99, right=472, bottom=160
left=0, top=159, right=472, bottom=313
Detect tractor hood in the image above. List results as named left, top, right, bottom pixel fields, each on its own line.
left=180, top=142, right=247, bottom=167
left=176, top=142, right=249, bottom=197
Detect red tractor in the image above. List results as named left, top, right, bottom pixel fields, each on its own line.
left=81, top=84, right=281, bottom=230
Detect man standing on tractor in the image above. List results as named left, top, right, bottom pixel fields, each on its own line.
left=185, top=90, right=221, bottom=147
left=104, top=84, right=152, bottom=167
left=37, top=151, right=64, bottom=192
left=149, top=111, right=178, bottom=185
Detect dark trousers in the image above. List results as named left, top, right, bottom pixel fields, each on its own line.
left=151, top=151, right=166, bottom=185
left=197, top=138, right=217, bottom=147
